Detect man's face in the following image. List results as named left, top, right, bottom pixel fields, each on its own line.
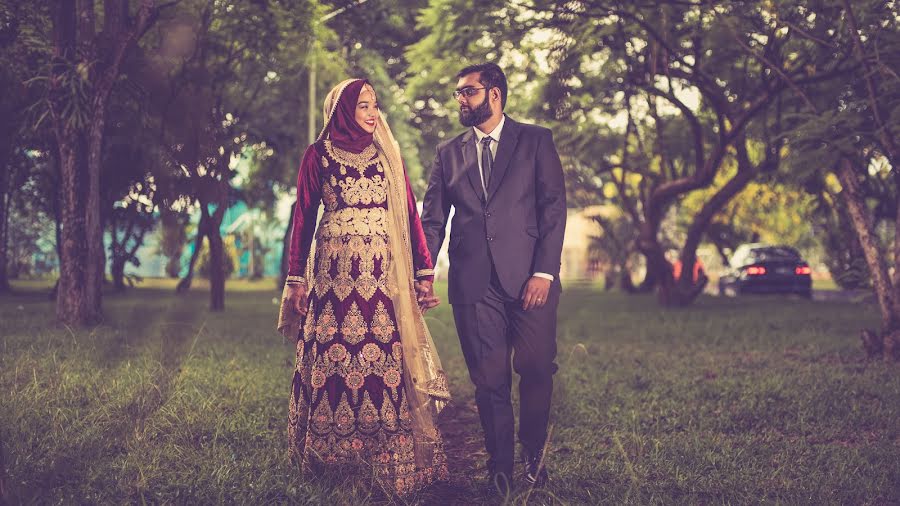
left=455, top=73, right=493, bottom=128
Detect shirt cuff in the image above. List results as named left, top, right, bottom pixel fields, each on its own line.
left=532, top=272, right=554, bottom=281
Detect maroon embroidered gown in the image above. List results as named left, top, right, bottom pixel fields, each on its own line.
left=286, top=138, right=446, bottom=495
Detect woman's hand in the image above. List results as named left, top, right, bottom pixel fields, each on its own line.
left=285, top=283, right=309, bottom=316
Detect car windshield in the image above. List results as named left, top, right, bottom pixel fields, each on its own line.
left=749, top=246, right=800, bottom=262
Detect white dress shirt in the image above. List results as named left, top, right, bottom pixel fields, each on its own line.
left=473, top=116, right=554, bottom=282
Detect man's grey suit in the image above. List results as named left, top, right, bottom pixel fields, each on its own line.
left=421, top=115, right=566, bottom=475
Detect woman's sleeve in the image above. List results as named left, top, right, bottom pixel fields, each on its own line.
left=404, top=168, right=435, bottom=282
left=287, top=145, right=322, bottom=278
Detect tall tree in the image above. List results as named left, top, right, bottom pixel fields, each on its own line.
left=0, top=2, right=50, bottom=292
left=145, top=0, right=316, bottom=310
left=535, top=1, right=856, bottom=306
left=37, top=0, right=174, bottom=325
left=762, top=0, right=900, bottom=358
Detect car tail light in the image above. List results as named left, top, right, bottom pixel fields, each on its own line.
left=795, top=265, right=811, bottom=275
left=745, top=266, right=766, bottom=275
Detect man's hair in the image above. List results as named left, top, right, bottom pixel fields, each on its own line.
left=457, top=62, right=507, bottom=109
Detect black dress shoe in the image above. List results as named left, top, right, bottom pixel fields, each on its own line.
left=523, top=450, right=549, bottom=488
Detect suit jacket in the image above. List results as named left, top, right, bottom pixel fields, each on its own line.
left=421, top=115, right=567, bottom=304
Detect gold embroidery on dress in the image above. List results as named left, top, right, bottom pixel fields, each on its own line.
left=314, top=235, right=389, bottom=301
left=332, top=272, right=353, bottom=301
left=380, top=392, right=399, bottom=431
left=344, top=370, right=366, bottom=402
left=340, top=301, right=367, bottom=345
left=337, top=175, right=387, bottom=206
left=296, top=296, right=316, bottom=347
left=314, top=301, right=338, bottom=343
left=398, top=392, right=412, bottom=430
left=291, top=134, right=448, bottom=496
left=311, top=391, right=332, bottom=434
left=326, top=343, right=348, bottom=364
left=361, top=342, right=384, bottom=363
left=318, top=207, right=388, bottom=238
left=324, top=140, right=377, bottom=173
left=334, top=393, right=356, bottom=437
left=371, top=300, right=396, bottom=343
left=322, top=183, right=338, bottom=211
left=358, top=391, right=380, bottom=434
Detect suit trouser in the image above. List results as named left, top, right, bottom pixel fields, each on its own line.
left=452, top=267, right=559, bottom=475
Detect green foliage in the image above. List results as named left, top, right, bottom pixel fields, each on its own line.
left=775, top=0, right=900, bottom=175
left=405, top=0, right=535, bottom=178
left=681, top=167, right=820, bottom=258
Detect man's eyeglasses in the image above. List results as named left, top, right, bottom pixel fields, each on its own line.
left=453, top=86, right=486, bottom=100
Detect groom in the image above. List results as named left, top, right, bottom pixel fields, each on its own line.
left=418, top=63, right=566, bottom=492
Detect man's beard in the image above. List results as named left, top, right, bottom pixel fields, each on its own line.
left=459, top=95, right=492, bottom=127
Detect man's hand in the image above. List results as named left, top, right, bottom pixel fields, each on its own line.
left=285, top=283, right=309, bottom=316
left=522, top=276, right=551, bottom=310
left=415, top=279, right=440, bottom=314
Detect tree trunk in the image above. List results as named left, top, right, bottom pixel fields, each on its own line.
left=635, top=218, right=671, bottom=300
left=51, top=0, right=161, bottom=325
left=52, top=0, right=99, bottom=325
left=85, top=117, right=104, bottom=318
left=111, top=258, right=126, bottom=291
left=177, top=211, right=207, bottom=293
left=207, top=200, right=227, bottom=311
left=634, top=265, right=659, bottom=293
left=55, top=131, right=99, bottom=324
left=208, top=229, right=225, bottom=311
left=836, top=158, right=899, bottom=332
left=670, top=162, right=757, bottom=305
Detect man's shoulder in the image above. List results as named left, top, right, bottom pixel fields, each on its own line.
left=508, top=117, right=553, bottom=138
left=436, top=130, right=469, bottom=152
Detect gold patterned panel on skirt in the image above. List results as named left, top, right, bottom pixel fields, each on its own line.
left=358, top=391, right=380, bottom=434
left=317, top=207, right=387, bottom=238
left=333, top=393, right=356, bottom=437
left=313, top=235, right=390, bottom=302
left=314, top=301, right=338, bottom=344
left=340, top=302, right=367, bottom=345
left=370, top=300, right=397, bottom=343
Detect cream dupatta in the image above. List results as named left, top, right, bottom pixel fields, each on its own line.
left=278, top=79, right=450, bottom=470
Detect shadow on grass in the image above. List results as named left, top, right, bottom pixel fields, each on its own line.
left=16, top=299, right=205, bottom=502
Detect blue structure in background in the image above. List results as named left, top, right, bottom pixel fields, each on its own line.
left=130, top=200, right=288, bottom=279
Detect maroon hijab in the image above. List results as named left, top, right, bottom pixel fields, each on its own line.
left=325, top=79, right=374, bottom=153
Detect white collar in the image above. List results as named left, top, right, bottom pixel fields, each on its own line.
left=474, top=114, right=506, bottom=143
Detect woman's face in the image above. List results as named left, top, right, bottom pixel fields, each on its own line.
left=355, top=84, right=379, bottom=134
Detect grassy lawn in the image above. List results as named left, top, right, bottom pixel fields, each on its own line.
left=1, top=278, right=898, bottom=504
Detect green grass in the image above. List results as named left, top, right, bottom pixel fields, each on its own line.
left=1, top=278, right=898, bottom=505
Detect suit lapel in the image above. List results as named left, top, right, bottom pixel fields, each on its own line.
left=459, top=129, right=485, bottom=203
left=486, top=116, right=520, bottom=203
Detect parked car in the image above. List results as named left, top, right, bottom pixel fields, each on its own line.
left=718, top=243, right=812, bottom=298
